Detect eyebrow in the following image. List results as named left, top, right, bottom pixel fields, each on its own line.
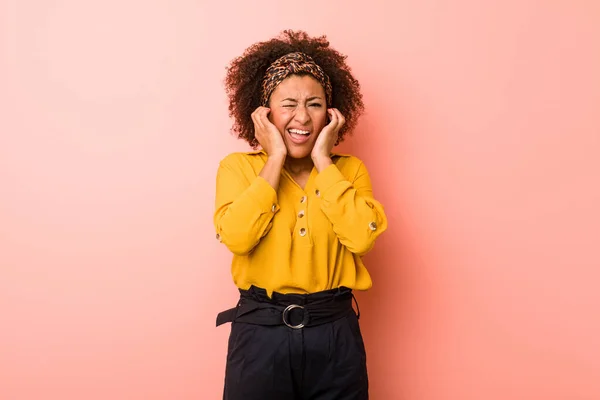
left=281, top=96, right=323, bottom=102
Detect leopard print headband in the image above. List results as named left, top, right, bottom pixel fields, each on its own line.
left=261, top=52, right=332, bottom=107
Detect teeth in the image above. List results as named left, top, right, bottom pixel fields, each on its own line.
left=289, top=129, right=310, bottom=135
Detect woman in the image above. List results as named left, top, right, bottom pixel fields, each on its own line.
left=214, top=30, right=387, bottom=400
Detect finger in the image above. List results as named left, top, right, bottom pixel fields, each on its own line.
left=327, top=109, right=340, bottom=130
left=332, top=108, right=345, bottom=129
left=252, top=106, right=265, bottom=119
left=260, top=107, right=271, bottom=118
left=251, top=110, right=263, bottom=131
left=254, top=107, right=270, bottom=130
left=327, top=108, right=337, bottom=124
left=259, top=108, right=275, bottom=129
left=332, top=108, right=346, bottom=132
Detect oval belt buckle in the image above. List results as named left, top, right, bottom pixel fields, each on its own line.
left=282, top=304, right=308, bottom=329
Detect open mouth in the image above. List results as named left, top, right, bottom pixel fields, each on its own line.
left=287, top=128, right=311, bottom=144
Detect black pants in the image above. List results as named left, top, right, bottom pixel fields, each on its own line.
left=223, top=286, right=368, bottom=400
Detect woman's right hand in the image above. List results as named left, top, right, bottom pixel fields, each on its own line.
left=251, top=107, right=287, bottom=159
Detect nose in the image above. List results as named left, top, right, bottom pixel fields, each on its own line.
left=293, top=105, right=310, bottom=125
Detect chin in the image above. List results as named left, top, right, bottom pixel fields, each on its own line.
left=283, top=139, right=313, bottom=159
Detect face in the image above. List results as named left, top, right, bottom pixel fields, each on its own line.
left=268, top=74, right=328, bottom=159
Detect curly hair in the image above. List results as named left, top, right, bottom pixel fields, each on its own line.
left=224, top=30, right=365, bottom=149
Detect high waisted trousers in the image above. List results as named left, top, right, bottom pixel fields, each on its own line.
left=219, top=285, right=369, bottom=400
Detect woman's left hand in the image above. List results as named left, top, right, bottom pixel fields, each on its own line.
left=311, top=108, right=345, bottom=170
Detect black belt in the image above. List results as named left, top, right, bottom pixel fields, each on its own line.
left=216, top=287, right=360, bottom=329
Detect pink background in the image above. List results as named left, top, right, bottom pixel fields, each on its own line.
left=1, top=0, right=599, bottom=399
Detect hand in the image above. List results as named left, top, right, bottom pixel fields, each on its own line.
left=251, top=107, right=287, bottom=159
left=311, top=108, right=345, bottom=170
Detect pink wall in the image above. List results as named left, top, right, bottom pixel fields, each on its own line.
left=1, top=0, right=599, bottom=399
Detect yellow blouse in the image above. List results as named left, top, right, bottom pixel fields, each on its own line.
left=214, top=151, right=387, bottom=295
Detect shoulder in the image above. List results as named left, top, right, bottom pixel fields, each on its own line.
left=330, top=152, right=369, bottom=182
left=331, top=152, right=365, bottom=170
left=218, top=151, right=267, bottom=179
left=219, top=150, right=266, bottom=167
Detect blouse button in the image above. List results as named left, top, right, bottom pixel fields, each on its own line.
left=298, top=210, right=305, bottom=218
left=300, top=196, right=306, bottom=203
left=299, top=228, right=307, bottom=236
left=369, top=221, right=378, bottom=231
left=271, top=204, right=277, bottom=212
left=315, top=189, right=320, bottom=196
left=216, top=233, right=222, bottom=242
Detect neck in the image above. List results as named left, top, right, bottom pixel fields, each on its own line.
left=285, top=156, right=314, bottom=175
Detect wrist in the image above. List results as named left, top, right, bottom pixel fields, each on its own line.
left=267, top=152, right=286, bottom=164
left=312, top=154, right=332, bottom=172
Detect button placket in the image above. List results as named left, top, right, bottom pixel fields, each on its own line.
left=297, top=195, right=308, bottom=238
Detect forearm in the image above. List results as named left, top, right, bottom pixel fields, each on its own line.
left=259, top=154, right=286, bottom=190
left=312, top=155, right=333, bottom=172
left=315, top=163, right=387, bottom=255
left=215, top=159, right=281, bottom=255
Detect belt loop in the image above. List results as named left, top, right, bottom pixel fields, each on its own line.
left=351, top=293, right=361, bottom=320
left=298, top=293, right=307, bottom=306
left=248, top=285, right=262, bottom=302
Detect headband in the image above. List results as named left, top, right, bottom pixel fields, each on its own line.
left=261, top=52, right=332, bottom=107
